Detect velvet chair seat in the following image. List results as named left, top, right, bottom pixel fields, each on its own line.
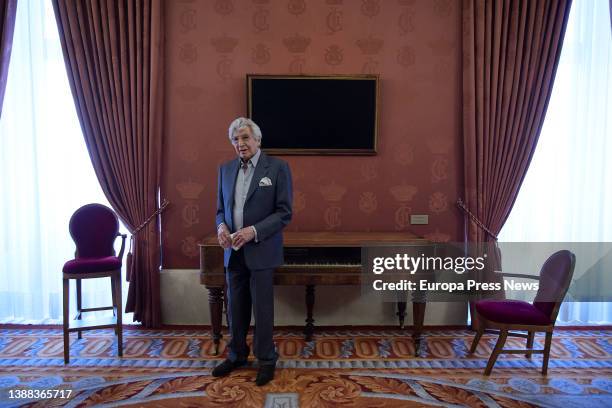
left=475, top=299, right=551, bottom=326
left=63, top=256, right=122, bottom=274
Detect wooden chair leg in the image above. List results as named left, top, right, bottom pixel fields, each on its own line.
left=542, top=330, right=553, bottom=375
left=112, top=273, right=123, bottom=357
left=63, top=278, right=70, bottom=364
left=111, top=279, right=117, bottom=316
left=484, top=329, right=508, bottom=376
left=76, top=279, right=82, bottom=339
left=526, top=330, right=535, bottom=358
left=111, top=275, right=118, bottom=335
left=469, top=325, right=484, bottom=354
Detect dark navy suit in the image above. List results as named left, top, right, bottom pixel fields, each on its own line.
left=216, top=151, right=292, bottom=365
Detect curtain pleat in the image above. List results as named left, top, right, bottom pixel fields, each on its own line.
left=52, top=0, right=164, bottom=327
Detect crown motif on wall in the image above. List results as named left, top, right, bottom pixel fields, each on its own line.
left=176, top=180, right=204, bottom=200
left=211, top=35, right=238, bottom=53
left=320, top=181, right=347, bottom=202
left=283, top=33, right=311, bottom=53
left=356, top=35, right=383, bottom=55
left=390, top=183, right=418, bottom=202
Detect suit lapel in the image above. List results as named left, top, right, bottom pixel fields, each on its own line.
left=227, top=158, right=240, bottom=217
left=245, top=151, right=269, bottom=205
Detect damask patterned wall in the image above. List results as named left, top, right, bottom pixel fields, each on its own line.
left=162, top=0, right=463, bottom=268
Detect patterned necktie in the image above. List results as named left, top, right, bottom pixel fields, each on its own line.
left=241, top=161, right=249, bottom=173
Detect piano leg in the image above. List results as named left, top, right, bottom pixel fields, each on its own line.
left=412, top=302, right=426, bottom=357
left=304, top=284, right=315, bottom=341
left=396, top=301, right=407, bottom=329
left=208, top=287, right=224, bottom=355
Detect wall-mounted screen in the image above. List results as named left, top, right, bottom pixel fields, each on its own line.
left=247, top=74, right=379, bottom=155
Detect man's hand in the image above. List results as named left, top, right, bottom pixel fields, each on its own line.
left=217, top=224, right=232, bottom=249
left=232, top=226, right=256, bottom=250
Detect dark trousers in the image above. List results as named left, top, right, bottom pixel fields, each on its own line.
left=226, top=248, right=278, bottom=366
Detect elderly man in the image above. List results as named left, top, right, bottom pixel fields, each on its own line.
left=212, top=117, right=293, bottom=386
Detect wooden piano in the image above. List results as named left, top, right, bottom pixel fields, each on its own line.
left=199, top=231, right=429, bottom=355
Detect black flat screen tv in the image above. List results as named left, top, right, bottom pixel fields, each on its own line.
left=247, top=74, right=379, bottom=155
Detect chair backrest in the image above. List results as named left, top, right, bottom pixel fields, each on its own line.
left=69, top=204, right=119, bottom=258
left=533, top=250, right=576, bottom=321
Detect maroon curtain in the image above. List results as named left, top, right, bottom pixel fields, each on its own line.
left=461, top=0, right=572, bottom=319
left=52, top=0, right=164, bottom=327
left=0, top=0, right=17, bottom=118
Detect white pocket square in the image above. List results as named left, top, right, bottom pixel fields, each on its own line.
left=259, top=177, right=272, bottom=186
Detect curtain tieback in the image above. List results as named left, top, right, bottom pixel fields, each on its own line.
left=126, top=199, right=170, bottom=281
left=132, top=199, right=170, bottom=235
left=456, top=198, right=498, bottom=241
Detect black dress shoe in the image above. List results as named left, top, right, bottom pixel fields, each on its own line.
left=211, top=359, right=247, bottom=377
left=255, top=365, right=275, bottom=386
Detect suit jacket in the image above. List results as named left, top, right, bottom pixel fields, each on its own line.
left=216, top=151, right=293, bottom=269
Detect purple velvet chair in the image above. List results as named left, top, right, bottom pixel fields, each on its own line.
left=62, top=204, right=127, bottom=364
left=469, top=250, right=576, bottom=375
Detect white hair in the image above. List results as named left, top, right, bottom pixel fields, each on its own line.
left=228, top=117, right=262, bottom=142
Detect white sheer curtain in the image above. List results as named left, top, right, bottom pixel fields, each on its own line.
left=499, top=0, right=612, bottom=324
left=0, top=0, right=132, bottom=323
